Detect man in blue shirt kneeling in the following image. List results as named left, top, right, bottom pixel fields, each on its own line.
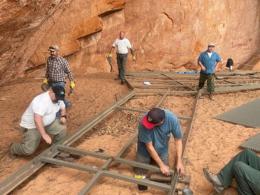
left=135, top=108, right=184, bottom=190
left=198, top=43, right=222, bottom=100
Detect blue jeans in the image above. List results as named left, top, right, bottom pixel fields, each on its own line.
left=50, top=81, right=65, bottom=88
left=49, top=81, right=71, bottom=109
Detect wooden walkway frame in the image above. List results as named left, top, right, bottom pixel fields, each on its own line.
left=1, top=71, right=260, bottom=195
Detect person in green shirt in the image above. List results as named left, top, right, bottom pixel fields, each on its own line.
left=203, top=149, right=260, bottom=195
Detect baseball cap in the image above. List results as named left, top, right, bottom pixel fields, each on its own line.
left=142, top=108, right=165, bottom=130
left=52, top=85, right=65, bottom=101
left=48, top=45, right=59, bottom=52
left=208, top=43, right=215, bottom=47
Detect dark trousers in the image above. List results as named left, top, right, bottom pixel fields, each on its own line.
left=217, top=149, right=260, bottom=195
left=198, top=72, right=215, bottom=93
left=116, top=53, right=128, bottom=81
left=134, top=151, right=169, bottom=175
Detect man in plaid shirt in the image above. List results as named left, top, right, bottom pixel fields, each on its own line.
left=43, top=45, right=75, bottom=106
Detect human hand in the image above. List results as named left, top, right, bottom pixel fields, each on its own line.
left=68, top=88, right=74, bottom=96
left=176, top=161, right=185, bottom=176
left=43, top=78, right=48, bottom=84
left=215, top=67, right=221, bottom=72
left=60, top=116, right=67, bottom=124
left=201, top=66, right=206, bottom=71
left=41, top=83, right=49, bottom=91
left=42, top=133, right=52, bottom=144
left=70, top=81, right=76, bottom=89
left=160, top=164, right=170, bottom=176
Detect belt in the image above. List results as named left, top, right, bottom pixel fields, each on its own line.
left=49, top=81, right=66, bottom=83
left=200, top=72, right=214, bottom=76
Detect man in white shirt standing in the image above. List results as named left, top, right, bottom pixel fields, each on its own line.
left=109, top=31, right=136, bottom=84
left=10, top=85, right=67, bottom=156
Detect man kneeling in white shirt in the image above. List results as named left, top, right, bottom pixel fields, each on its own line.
left=10, top=85, right=67, bottom=156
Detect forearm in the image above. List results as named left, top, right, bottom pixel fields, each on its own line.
left=66, top=67, right=74, bottom=81
left=45, top=72, right=48, bottom=80
left=110, top=47, right=115, bottom=53
left=68, top=74, right=74, bottom=81
left=130, top=48, right=135, bottom=56
left=198, top=61, right=204, bottom=68
left=64, top=64, right=74, bottom=81
left=34, top=114, right=47, bottom=137
left=60, top=108, right=66, bottom=117
left=215, top=62, right=221, bottom=70
left=45, top=67, right=49, bottom=79
left=175, top=139, right=183, bottom=163
left=146, top=143, right=165, bottom=167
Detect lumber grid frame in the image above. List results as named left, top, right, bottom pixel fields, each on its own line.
left=1, top=71, right=260, bottom=195
left=0, top=91, right=136, bottom=194
left=0, top=88, right=190, bottom=195
left=125, top=70, right=260, bottom=96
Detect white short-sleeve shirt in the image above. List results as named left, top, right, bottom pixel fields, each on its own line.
left=112, top=38, right=132, bottom=54
left=20, top=92, right=65, bottom=129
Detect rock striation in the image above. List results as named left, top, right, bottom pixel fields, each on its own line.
left=0, top=0, right=259, bottom=84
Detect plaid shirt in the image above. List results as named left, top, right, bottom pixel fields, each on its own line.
left=45, top=56, right=74, bottom=82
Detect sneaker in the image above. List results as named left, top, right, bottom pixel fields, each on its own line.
left=137, top=184, right=148, bottom=191
left=203, top=168, right=224, bottom=194
left=114, top=75, right=120, bottom=80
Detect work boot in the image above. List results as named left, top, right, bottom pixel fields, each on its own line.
left=114, top=75, right=120, bottom=80
left=209, top=93, right=214, bottom=100
left=197, top=86, right=203, bottom=91
left=134, top=174, right=148, bottom=191
left=203, top=168, right=224, bottom=194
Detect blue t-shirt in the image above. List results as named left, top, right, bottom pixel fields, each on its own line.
left=137, top=109, right=182, bottom=158
left=198, top=51, right=221, bottom=74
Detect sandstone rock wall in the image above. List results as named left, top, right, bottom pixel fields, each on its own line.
left=90, top=0, right=260, bottom=73
left=0, top=0, right=259, bottom=84
left=0, top=0, right=72, bottom=83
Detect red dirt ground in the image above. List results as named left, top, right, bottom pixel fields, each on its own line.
left=1, top=73, right=260, bottom=195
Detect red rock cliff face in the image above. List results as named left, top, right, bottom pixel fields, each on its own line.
left=0, top=0, right=259, bottom=84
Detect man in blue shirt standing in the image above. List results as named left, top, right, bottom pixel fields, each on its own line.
left=135, top=108, right=184, bottom=190
left=198, top=43, right=222, bottom=99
